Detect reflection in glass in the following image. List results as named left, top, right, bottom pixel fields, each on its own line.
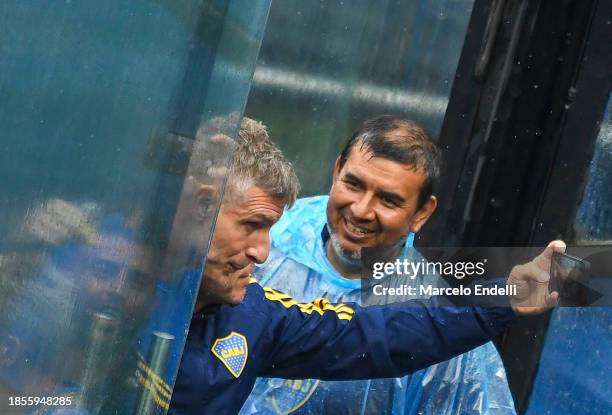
left=0, top=0, right=270, bottom=413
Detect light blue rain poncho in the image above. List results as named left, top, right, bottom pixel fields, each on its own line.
left=240, top=196, right=516, bottom=415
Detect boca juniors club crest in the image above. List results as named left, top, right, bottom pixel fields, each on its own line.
left=212, top=331, right=248, bottom=378
left=271, top=379, right=320, bottom=414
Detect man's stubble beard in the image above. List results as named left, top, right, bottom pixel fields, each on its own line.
left=328, top=226, right=363, bottom=268
left=328, top=226, right=408, bottom=272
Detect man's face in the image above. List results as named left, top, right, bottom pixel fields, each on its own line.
left=327, top=146, right=436, bottom=266
left=200, top=186, right=284, bottom=305
left=77, top=235, right=156, bottom=319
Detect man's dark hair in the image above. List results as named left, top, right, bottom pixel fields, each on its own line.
left=338, top=115, right=441, bottom=208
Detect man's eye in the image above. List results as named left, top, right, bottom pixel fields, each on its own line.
left=243, top=221, right=260, bottom=230
left=381, top=197, right=398, bottom=207
left=343, top=179, right=360, bottom=189
left=90, top=259, right=121, bottom=280
left=127, top=271, right=154, bottom=290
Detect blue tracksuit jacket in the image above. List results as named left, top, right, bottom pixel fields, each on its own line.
left=168, top=279, right=516, bottom=414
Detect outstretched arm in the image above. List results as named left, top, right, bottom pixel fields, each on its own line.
left=260, top=241, right=565, bottom=380
left=260, top=284, right=515, bottom=380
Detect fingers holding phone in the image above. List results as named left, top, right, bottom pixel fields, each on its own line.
left=508, top=240, right=566, bottom=314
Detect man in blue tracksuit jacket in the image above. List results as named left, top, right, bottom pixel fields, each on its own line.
left=168, top=117, right=562, bottom=414
left=170, top=277, right=516, bottom=414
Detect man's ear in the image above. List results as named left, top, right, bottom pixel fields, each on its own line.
left=194, top=184, right=216, bottom=222
left=409, top=196, right=437, bottom=233
left=332, top=157, right=342, bottom=182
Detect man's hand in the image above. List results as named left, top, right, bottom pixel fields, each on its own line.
left=508, top=240, right=566, bottom=314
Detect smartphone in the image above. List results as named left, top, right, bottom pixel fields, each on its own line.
left=550, top=251, right=591, bottom=305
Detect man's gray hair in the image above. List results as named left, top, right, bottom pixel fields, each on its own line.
left=226, top=117, right=299, bottom=208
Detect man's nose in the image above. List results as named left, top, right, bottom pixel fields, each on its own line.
left=349, top=193, right=376, bottom=221
left=245, top=231, right=271, bottom=265
left=102, top=267, right=128, bottom=298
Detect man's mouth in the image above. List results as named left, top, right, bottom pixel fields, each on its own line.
left=342, top=217, right=375, bottom=238
left=228, top=262, right=253, bottom=277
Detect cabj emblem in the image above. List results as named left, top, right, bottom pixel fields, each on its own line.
left=271, top=379, right=320, bottom=414
left=212, top=331, right=248, bottom=378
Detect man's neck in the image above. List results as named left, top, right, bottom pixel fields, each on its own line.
left=193, top=296, right=219, bottom=315
left=194, top=298, right=205, bottom=314
left=325, top=241, right=365, bottom=279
